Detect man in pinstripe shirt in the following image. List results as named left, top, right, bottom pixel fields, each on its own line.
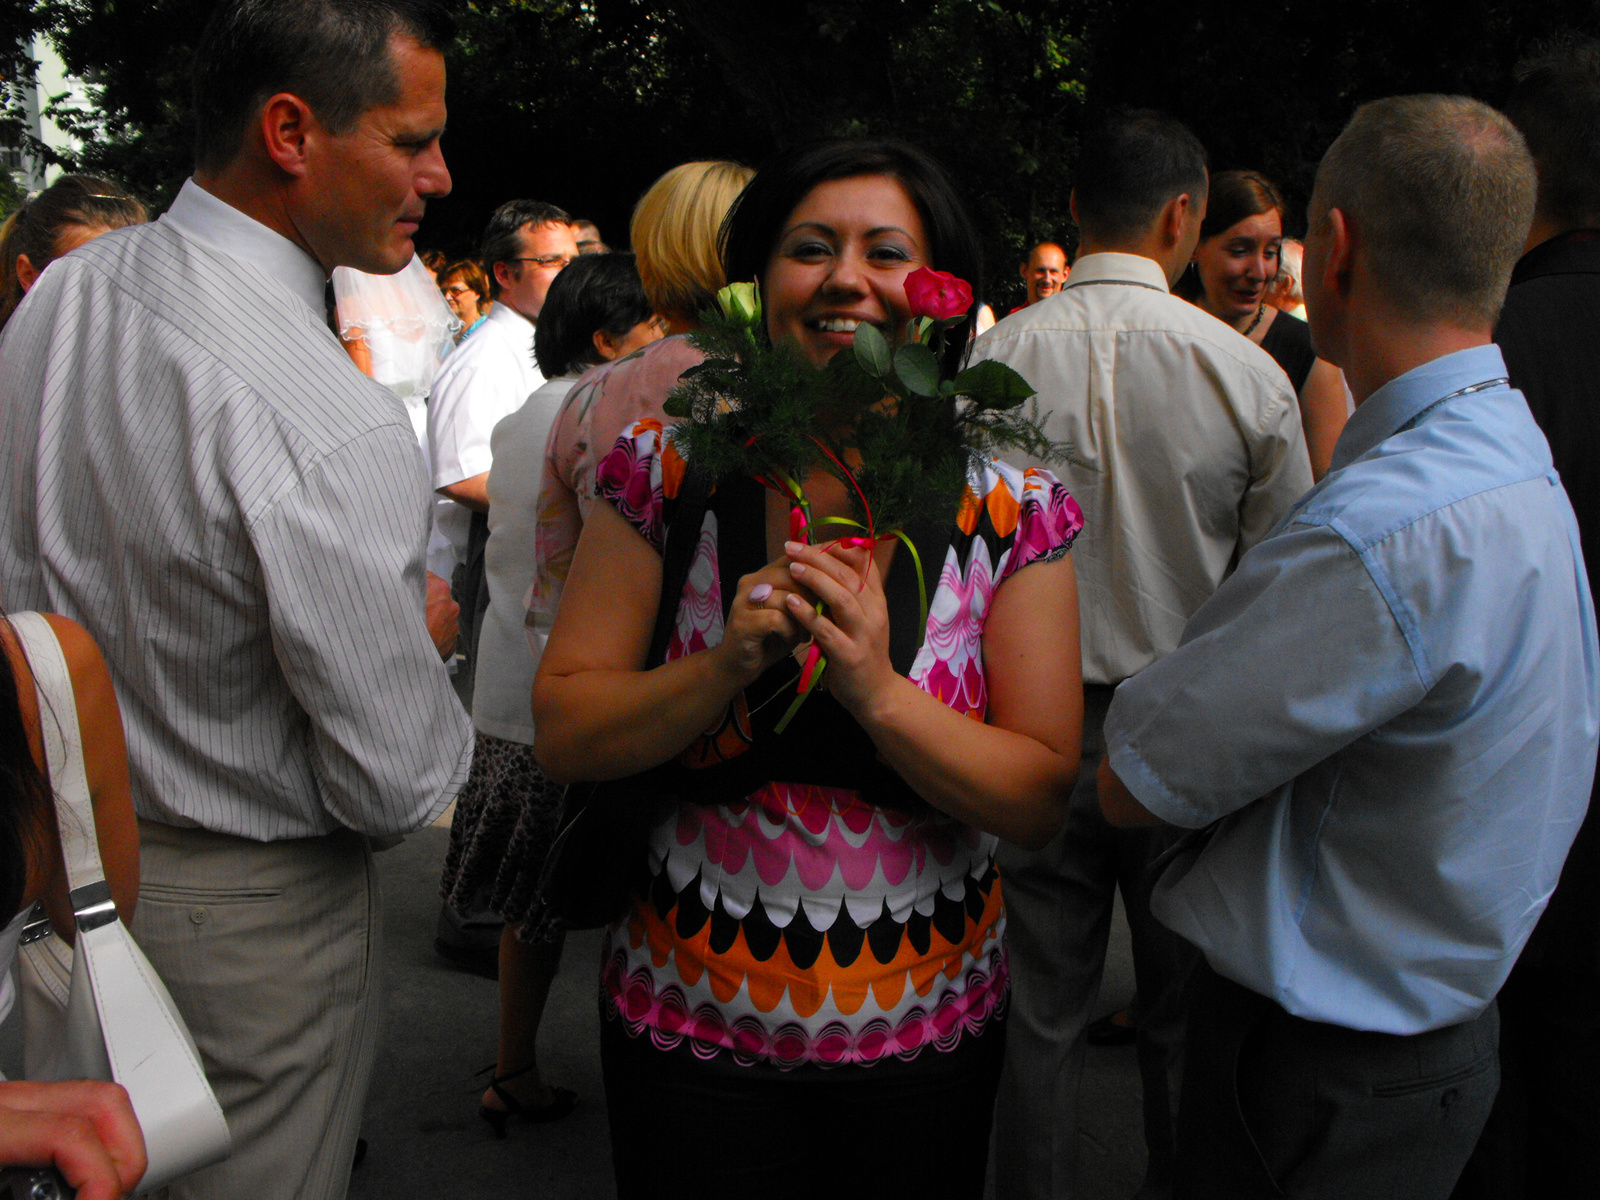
left=0, top=3, right=471, bottom=1197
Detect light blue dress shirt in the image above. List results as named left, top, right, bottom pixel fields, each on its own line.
left=1105, top=344, right=1600, bottom=1034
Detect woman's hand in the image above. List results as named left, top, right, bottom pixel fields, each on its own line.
left=780, top=539, right=897, bottom=718
left=713, top=560, right=815, bottom=689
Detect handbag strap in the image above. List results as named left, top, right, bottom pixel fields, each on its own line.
left=648, top=462, right=714, bottom=670
left=7, top=614, right=115, bottom=930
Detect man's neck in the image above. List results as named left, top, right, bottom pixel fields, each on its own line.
left=192, top=167, right=327, bottom=275
left=1342, top=314, right=1492, bottom=405
left=1077, top=234, right=1183, bottom=285
left=1523, top=211, right=1596, bottom=255
left=494, top=299, right=535, bottom=326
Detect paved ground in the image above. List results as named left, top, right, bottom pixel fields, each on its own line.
left=346, top=827, right=1149, bottom=1199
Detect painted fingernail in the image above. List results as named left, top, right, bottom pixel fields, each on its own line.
left=786, top=592, right=803, bottom=605
left=784, top=540, right=805, bottom=555
left=749, top=583, right=772, bottom=603
left=789, top=562, right=806, bottom=576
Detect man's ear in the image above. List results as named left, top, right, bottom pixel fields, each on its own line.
left=1322, top=208, right=1354, bottom=296
left=15, top=253, right=38, bottom=293
left=259, top=93, right=319, bottom=179
left=492, top=260, right=517, bottom=293
left=1161, top=193, right=1193, bottom=249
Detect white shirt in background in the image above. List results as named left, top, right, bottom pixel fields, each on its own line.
left=470, top=375, right=577, bottom=743
left=971, top=251, right=1313, bottom=685
left=427, top=301, right=543, bottom=571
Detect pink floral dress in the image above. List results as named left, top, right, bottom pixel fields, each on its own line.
left=596, top=418, right=1083, bottom=1071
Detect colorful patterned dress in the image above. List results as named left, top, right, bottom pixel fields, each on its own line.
left=595, top=418, right=1083, bottom=1072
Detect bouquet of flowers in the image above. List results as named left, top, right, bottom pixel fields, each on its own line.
left=663, top=268, right=1059, bottom=729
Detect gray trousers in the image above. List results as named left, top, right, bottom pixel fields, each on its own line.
left=993, top=686, right=1197, bottom=1200
left=132, top=820, right=382, bottom=1200
left=1179, top=963, right=1498, bottom=1199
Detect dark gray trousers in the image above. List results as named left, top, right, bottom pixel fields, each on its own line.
left=1178, top=962, right=1499, bottom=1200
left=993, top=685, right=1197, bottom=1199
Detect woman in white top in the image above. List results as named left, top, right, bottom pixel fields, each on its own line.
left=438, top=253, right=663, bottom=1135
left=0, top=613, right=143, bottom=1198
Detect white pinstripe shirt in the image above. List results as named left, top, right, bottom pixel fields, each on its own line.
left=0, top=179, right=473, bottom=840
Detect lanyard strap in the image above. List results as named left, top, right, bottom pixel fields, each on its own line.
left=1400, top=376, right=1510, bottom=432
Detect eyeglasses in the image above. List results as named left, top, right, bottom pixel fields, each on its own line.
left=442, top=285, right=479, bottom=299
left=506, top=255, right=574, bottom=271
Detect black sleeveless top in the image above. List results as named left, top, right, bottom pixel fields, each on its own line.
left=1259, top=309, right=1317, bottom=394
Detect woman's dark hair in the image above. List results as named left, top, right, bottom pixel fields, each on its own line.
left=1199, top=170, right=1286, bottom=240
left=1173, top=169, right=1287, bottom=301
left=0, top=174, right=147, bottom=330
left=533, top=252, right=654, bottom=378
left=192, top=0, right=456, bottom=173
left=0, top=624, right=50, bottom=920
left=721, top=138, right=983, bottom=375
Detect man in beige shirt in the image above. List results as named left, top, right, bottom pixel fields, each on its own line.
left=973, top=109, right=1312, bottom=1200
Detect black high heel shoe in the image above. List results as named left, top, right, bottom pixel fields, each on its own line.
left=477, top=1064, right=578, bottom=1138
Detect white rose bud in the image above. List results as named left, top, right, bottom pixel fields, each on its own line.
left=718, top=281, right=762, bottom=327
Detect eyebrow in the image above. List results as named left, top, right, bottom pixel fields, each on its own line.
left=395, top=123, right=447, bottom=143
left=783, top=221, right=919, bottom=240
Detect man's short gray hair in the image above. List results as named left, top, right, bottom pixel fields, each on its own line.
left=1309, top=95, right=1537, bottom=326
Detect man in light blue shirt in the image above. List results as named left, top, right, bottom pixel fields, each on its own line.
left=1101, top=95, right=1599, bottom=1199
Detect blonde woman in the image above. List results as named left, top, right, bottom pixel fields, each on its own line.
left=455, top=161, right=751, bottom=1131
left=532, top=159, right=755, bottom=619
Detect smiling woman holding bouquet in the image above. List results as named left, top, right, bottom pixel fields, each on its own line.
left=532, top=140, right=1084, bottom=1198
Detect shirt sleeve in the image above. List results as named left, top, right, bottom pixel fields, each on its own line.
left=1002, top=467, right=1085, bottom=576
left=594, top=419, right=673, bottom=551
left=1104, top=519, right=1427, bottom=828
left=1238, top=374, right=1316, bottom=554
left=428, top=351, right=506, bottom=489
left=252, top=425, right=474, bottom=835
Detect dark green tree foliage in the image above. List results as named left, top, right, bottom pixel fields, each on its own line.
left=33, top=1, right=214, bottom=216
left=11, top=1, right=1600, bottom=289
left=665, top=1, right=1088, bottom=312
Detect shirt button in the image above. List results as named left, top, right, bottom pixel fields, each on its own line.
left=189, top=906, right=208, bottom=925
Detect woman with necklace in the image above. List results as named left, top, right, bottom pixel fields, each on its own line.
left=1182, top=170, right=1349, bottom=479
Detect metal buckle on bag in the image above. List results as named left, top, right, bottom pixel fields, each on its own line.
left=69, top=880, right=118, bottom=933
left=19, top=900, right=53, bottom=945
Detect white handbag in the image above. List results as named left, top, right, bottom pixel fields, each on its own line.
left=11, top=612, right=232, bottom=1192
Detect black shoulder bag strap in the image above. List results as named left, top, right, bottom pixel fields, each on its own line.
left=537, top=460, right=715, bottom=929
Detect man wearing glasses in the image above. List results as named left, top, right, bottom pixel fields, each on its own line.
left=428, top=200, right=576, bottom=694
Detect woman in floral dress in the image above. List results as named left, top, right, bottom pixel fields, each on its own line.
left=533, top=140, right=1084, bottom=1198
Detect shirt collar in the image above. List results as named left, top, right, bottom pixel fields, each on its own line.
left=1509, top=229, right=1600, bottom=288
left=1331, top=343, right=1510, bottom=470
left=486, top=301, right=534, bottom=334
left=160, top=178, right=328, bottom=319
left=1063, top=252, right=1171, bottom=294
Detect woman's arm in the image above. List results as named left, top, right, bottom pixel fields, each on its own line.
left=781, top=541, right=1082, bottom=848
left=531, top=499, right=812, bottom=783
left=1299, top=358, right=1349, bottom=480
left=4, top=615, right=140, bottom=938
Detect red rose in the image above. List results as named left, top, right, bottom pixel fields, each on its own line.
left=904, top=267, right=974, bottom=321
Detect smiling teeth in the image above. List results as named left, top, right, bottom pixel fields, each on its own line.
left=815, top=319, right=860, bottom=333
